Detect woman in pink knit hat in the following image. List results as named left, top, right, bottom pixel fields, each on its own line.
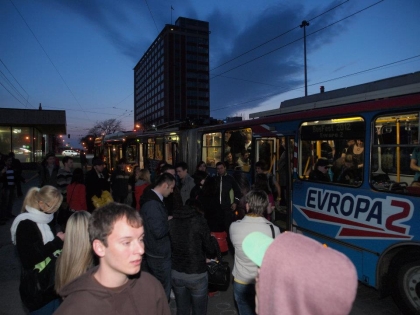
left=243, top=232, right=358, bottom=315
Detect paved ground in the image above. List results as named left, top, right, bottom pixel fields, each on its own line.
left=0, top=170, right=403, bottom=315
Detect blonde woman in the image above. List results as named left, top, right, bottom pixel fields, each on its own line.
left=11, top=185, right=64, bottom=314
left=55, top=211, right=93, bottom=293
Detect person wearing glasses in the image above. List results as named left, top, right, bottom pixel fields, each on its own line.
left=309, top=158, right=332, bottom=182
left=11, top=185, right=65, bottom=314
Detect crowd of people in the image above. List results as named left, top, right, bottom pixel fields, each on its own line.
left=5, top=149, right=363, bottom=315
left=308, top=139, right=365, bottom=185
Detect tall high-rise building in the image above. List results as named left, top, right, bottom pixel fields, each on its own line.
left=134, top=17, right=210, bottom=129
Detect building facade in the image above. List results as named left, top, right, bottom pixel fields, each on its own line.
left=0, top=108, right=66, bottom=164
left=134, top=17, right=210, bottom=129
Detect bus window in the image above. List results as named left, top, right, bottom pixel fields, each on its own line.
left=147, top=138, right=155, bottom=159
left=125, top=144, right=137, bottom=165
left=165, top=134, right=178, bottom=165
left=299, top=117, right=365, bottom=186
left=202, top=132, right=222, bottom=167
left=371, top=112, right=419, bottom=194
left=155, top=137, right=164, bottom=161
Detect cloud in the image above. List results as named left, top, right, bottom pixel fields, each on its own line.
left=45, top=0, right=158, bottom=62
left=44, top=0, right=352, bottom=119
left=205, top=1, right=351, bottom=118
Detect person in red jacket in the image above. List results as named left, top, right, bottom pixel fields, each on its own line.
left=67, top=168, right=87, bottom=211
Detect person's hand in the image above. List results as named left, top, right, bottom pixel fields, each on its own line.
left=231, top=203, right=237, bottom=211
left=168, top=216, right=173, bottom=220
left=56, top=232, right=65, bottom=241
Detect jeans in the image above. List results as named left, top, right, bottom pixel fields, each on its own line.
left=30, top=298, right=61, bottom=315
left=172, top=273, right=208, bottom=315
left=233, top=281, right=256, bottom=315
left=146, top=255, right=172, bottom=301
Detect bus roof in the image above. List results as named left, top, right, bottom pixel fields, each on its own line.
left=250, top=72, right=420, bottom=119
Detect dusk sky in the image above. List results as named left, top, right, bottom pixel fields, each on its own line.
left=1, top=0, right=420, bottom=147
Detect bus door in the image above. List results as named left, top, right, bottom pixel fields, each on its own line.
left=165, top=133, right=179, bottom=165
left=138, top=141, right=145, bottom=169
left=255, top=136, right=293, bottom=231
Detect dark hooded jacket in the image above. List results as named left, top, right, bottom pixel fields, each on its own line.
left=55, top=267, right=170, bottom=315
left=169, top=205, right=216, bottom=274
left=140, top=188, right=171, bottom=259
left=216, top=172, right=242, bottom=209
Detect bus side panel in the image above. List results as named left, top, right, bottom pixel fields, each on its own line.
left=292, top=179, right=420, bottom=286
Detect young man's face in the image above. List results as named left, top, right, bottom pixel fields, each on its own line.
left=255, top=166, right=263, bottom=174
left=216, top=164, right=226, bottom=176
left=94, top=164, right=104, bottom=173
left=98, top=218, right=145, bottom=277
left=47, top=156, right=55, bottom=165
left=66, top=159, right=74, bottom=169
left=176, top=167, right=187, bottom=180
left=162, top=181, right=175, bottom=198
left=5, top=158, right=12, bottom=167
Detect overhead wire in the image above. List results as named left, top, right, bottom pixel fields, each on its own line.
left=210, top=0, right=349, bottom=72
left=210, top=54, right=420, bottom=113
left=0, top=59, right=33, bottom=108
left=0, top=69, right=30, bottom=108
left=9, top=0, right=92, bottom=120
left=210, top=0, right=384, bottom=80
left=0, top=81, right=30, bottom=108
left=143, top=0, right=160, bottom=34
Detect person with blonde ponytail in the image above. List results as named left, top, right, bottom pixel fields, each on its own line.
left=55, top=211, right=93, bottom=293
left=10, top=185, right=64, bottom=314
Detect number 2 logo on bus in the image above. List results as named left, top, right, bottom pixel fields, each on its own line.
left=294, top=188, right=414, bottom=240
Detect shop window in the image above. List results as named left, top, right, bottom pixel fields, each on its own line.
left=0, top=127, right=11, bottom=155
left=12, top=127, right=33, bottom=163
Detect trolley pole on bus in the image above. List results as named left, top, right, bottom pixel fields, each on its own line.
left=300, top=20, right=309, bottom=97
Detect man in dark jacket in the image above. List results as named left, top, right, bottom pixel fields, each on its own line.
left=85, top=158, right=110, bottom=212
left=160, top=164, right=183, bottom=216
left=39, top=152, right=59, bottom=188
left=216, top=162, right=241, bottom=252
left=140, top=172, right=175, bottom=301
left=110, top=158, right=130, bottom=203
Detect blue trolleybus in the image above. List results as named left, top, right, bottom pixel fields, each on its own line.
left=103, top=72, right=420, bottom=313
left=250, top=71, right=420, bottom=314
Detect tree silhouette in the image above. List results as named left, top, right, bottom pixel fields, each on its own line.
left=88, top=119, right=122, bottom=137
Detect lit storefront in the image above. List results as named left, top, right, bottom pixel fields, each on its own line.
left=0, top=108, right=66, bottom=164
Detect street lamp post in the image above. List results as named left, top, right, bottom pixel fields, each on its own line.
left=300, top=20, right=309, bottom=97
